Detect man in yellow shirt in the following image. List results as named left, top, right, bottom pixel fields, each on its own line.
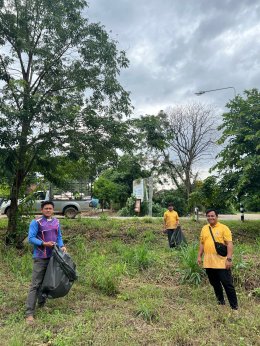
left=163, top=203, right=179, bottom=248
left=197, top=209, right=238, bottom=310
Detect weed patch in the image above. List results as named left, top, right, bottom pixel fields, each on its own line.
left=135, top=300, right=159, bottom=323
left=88, top=254, right=125, bottom=296
left=0, top=218, right=259, bottom=345
left=176, top=243, right=206, bottom=285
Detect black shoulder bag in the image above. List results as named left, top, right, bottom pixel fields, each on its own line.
left=209, top=226, right=227, bottom=257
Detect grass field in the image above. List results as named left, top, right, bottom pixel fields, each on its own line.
left=0, top=217, right=259, bottom=346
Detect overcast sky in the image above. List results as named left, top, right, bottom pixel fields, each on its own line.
left=87, top=0, right=260, bottom=117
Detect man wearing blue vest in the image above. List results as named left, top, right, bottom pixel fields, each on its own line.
left=25, top=201, right=66, bottom=324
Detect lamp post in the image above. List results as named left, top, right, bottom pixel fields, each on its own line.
left=195, top=86, right=236, bottom=98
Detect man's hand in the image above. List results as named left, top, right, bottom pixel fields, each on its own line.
left=197, top=256, right=202, bottom=266
left=61, top=246, right=67, bottom=253
left=162, top=229, right=167, bottom=234
left=225, top=259, right=232, bottom=269
left=43, top=241, right=56, bottom=248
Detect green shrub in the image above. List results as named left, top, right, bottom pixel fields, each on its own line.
left=135, top=300, right=159, bottom=323
left=142, top=216, right=153, bottom=224
left=126, top=226, right=138, bottom=239
left=152, top=203, right=166, bottom=217
left=232, top=245, right=249, bottom=286
left=0, top=246, right=32, bottom=282
left=88, top=254, right=124, bottom=296
left=8, top=337, right=24, bottom=346
left=177, top=243, right=206, bottom=285
left=118, top=195, right=136, bottom=216
left=99, top=213, right=109, bottom=221
left=251, top=288, right=260, bottom=299
left=121, top=244, right=154, bottom=272
left=143, top=230, right=157, bottom=243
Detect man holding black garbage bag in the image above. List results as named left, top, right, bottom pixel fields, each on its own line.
left=25, top=201, right=67, bottom=324
left=163, top=202, right=180, bottom=248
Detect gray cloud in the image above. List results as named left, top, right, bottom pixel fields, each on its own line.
left=87, top=0, right=260, bottom=115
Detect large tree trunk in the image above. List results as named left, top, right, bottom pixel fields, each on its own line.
left=5, top=170, right=25, bottom=248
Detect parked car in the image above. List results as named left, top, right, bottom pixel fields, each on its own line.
left=0, top=190, right=94, bottom=219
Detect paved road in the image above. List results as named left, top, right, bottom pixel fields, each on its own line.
left=1, top=213, right=260, bottom=220
left=213, top=214, right=260, bottom=220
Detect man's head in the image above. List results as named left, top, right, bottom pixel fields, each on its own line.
left=168, top=203, right=174, bottom=211
left=206, top=208, right=218, bottom=226
left=41, top=201, right=54, bottom=218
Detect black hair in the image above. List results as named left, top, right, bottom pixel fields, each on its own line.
left=41, top=200, right=54, bottom=208
left=168, top=202, right=174, bottom=207
left=206, top=208, right=218, bottom=216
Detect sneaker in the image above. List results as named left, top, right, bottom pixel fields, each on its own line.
left=26, top=315, right=35, bottom=324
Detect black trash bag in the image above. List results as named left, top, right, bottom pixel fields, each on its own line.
left=170, top=226, right=187, bottom=247
left=41, top=245, right=77, bottom=299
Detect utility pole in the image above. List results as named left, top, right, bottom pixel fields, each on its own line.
left=148, top=176, right=153, bottom=217
left=240, top=203, right=244, bottom=222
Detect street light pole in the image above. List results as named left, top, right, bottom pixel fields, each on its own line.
left=195, top=86, right=236, bottom=98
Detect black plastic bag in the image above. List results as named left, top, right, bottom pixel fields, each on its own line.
left=41, top=245, right=77, bottom=299
left=170, top=226, right=187, bottom=247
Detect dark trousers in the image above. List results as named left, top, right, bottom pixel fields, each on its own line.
left=167, top=229, right=176, bottom=248
left=26, top=258, right=49, bottom=317
left=206, top=268, right=238, bottom=309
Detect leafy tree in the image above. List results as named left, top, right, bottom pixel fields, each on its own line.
left=213, top=89, right=260, bottom=207
left=92, top=154, right=148, bottom=210
left=153, top=188, right=187, bottom=216
left=101, top=154, right=148, bottom=208
left=0, top=0, right=132, bottom=245
left=93, top=177, right=119, bottom=211
left=0, top=181, right=9, bottom=198
left=133, top=104, right=217, bottom=199
left=188, top=176, right=234, bottom=214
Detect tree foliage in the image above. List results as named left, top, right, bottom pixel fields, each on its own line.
left=188, top=176, right=234, bottom=214
left=93, top=154, right=148, bottom=209
left=133, top=104, right=217, bottom=198
left=0, top=0, right=132, bottom=244
left=214, top=89, right=260, bottom=202
left=93, top=177, right=119, bottom=210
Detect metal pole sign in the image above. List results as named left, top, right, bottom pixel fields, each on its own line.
left=148, top=176, right=153, bottom=217
left=133, top=179, right=144, bottom=202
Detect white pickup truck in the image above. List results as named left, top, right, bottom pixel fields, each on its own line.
left=0, top=190, right=94, bottom=219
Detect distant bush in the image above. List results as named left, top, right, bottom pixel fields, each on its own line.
left=118, top=195, right=136, bottom=216
left=152, top=203, right=166, bottom=217
left=153, top=189, right=188, bottom=216
left=118, top=197, right=166, bottom=217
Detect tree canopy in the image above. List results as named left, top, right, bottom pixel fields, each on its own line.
left=133, top=104, right=217, bottom=198
left=0, top=0, right=132, bottom=244
left=214, top=89, right=260, bottom=202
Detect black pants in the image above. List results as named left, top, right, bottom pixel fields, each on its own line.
left=206, top=268, right=238, bottom=309
left=167, top=229, right=176, bottom=248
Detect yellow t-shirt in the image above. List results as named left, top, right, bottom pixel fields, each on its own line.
left=164, top=210, right=179, bottom=229
left=200, top=222, right=232, bottom=269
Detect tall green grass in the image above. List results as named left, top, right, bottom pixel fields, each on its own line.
left=135, top=299, right=159, bottom=323
left=88, top=253, right=125, bottom=296
left=176, top=243, right=206, bottom=285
